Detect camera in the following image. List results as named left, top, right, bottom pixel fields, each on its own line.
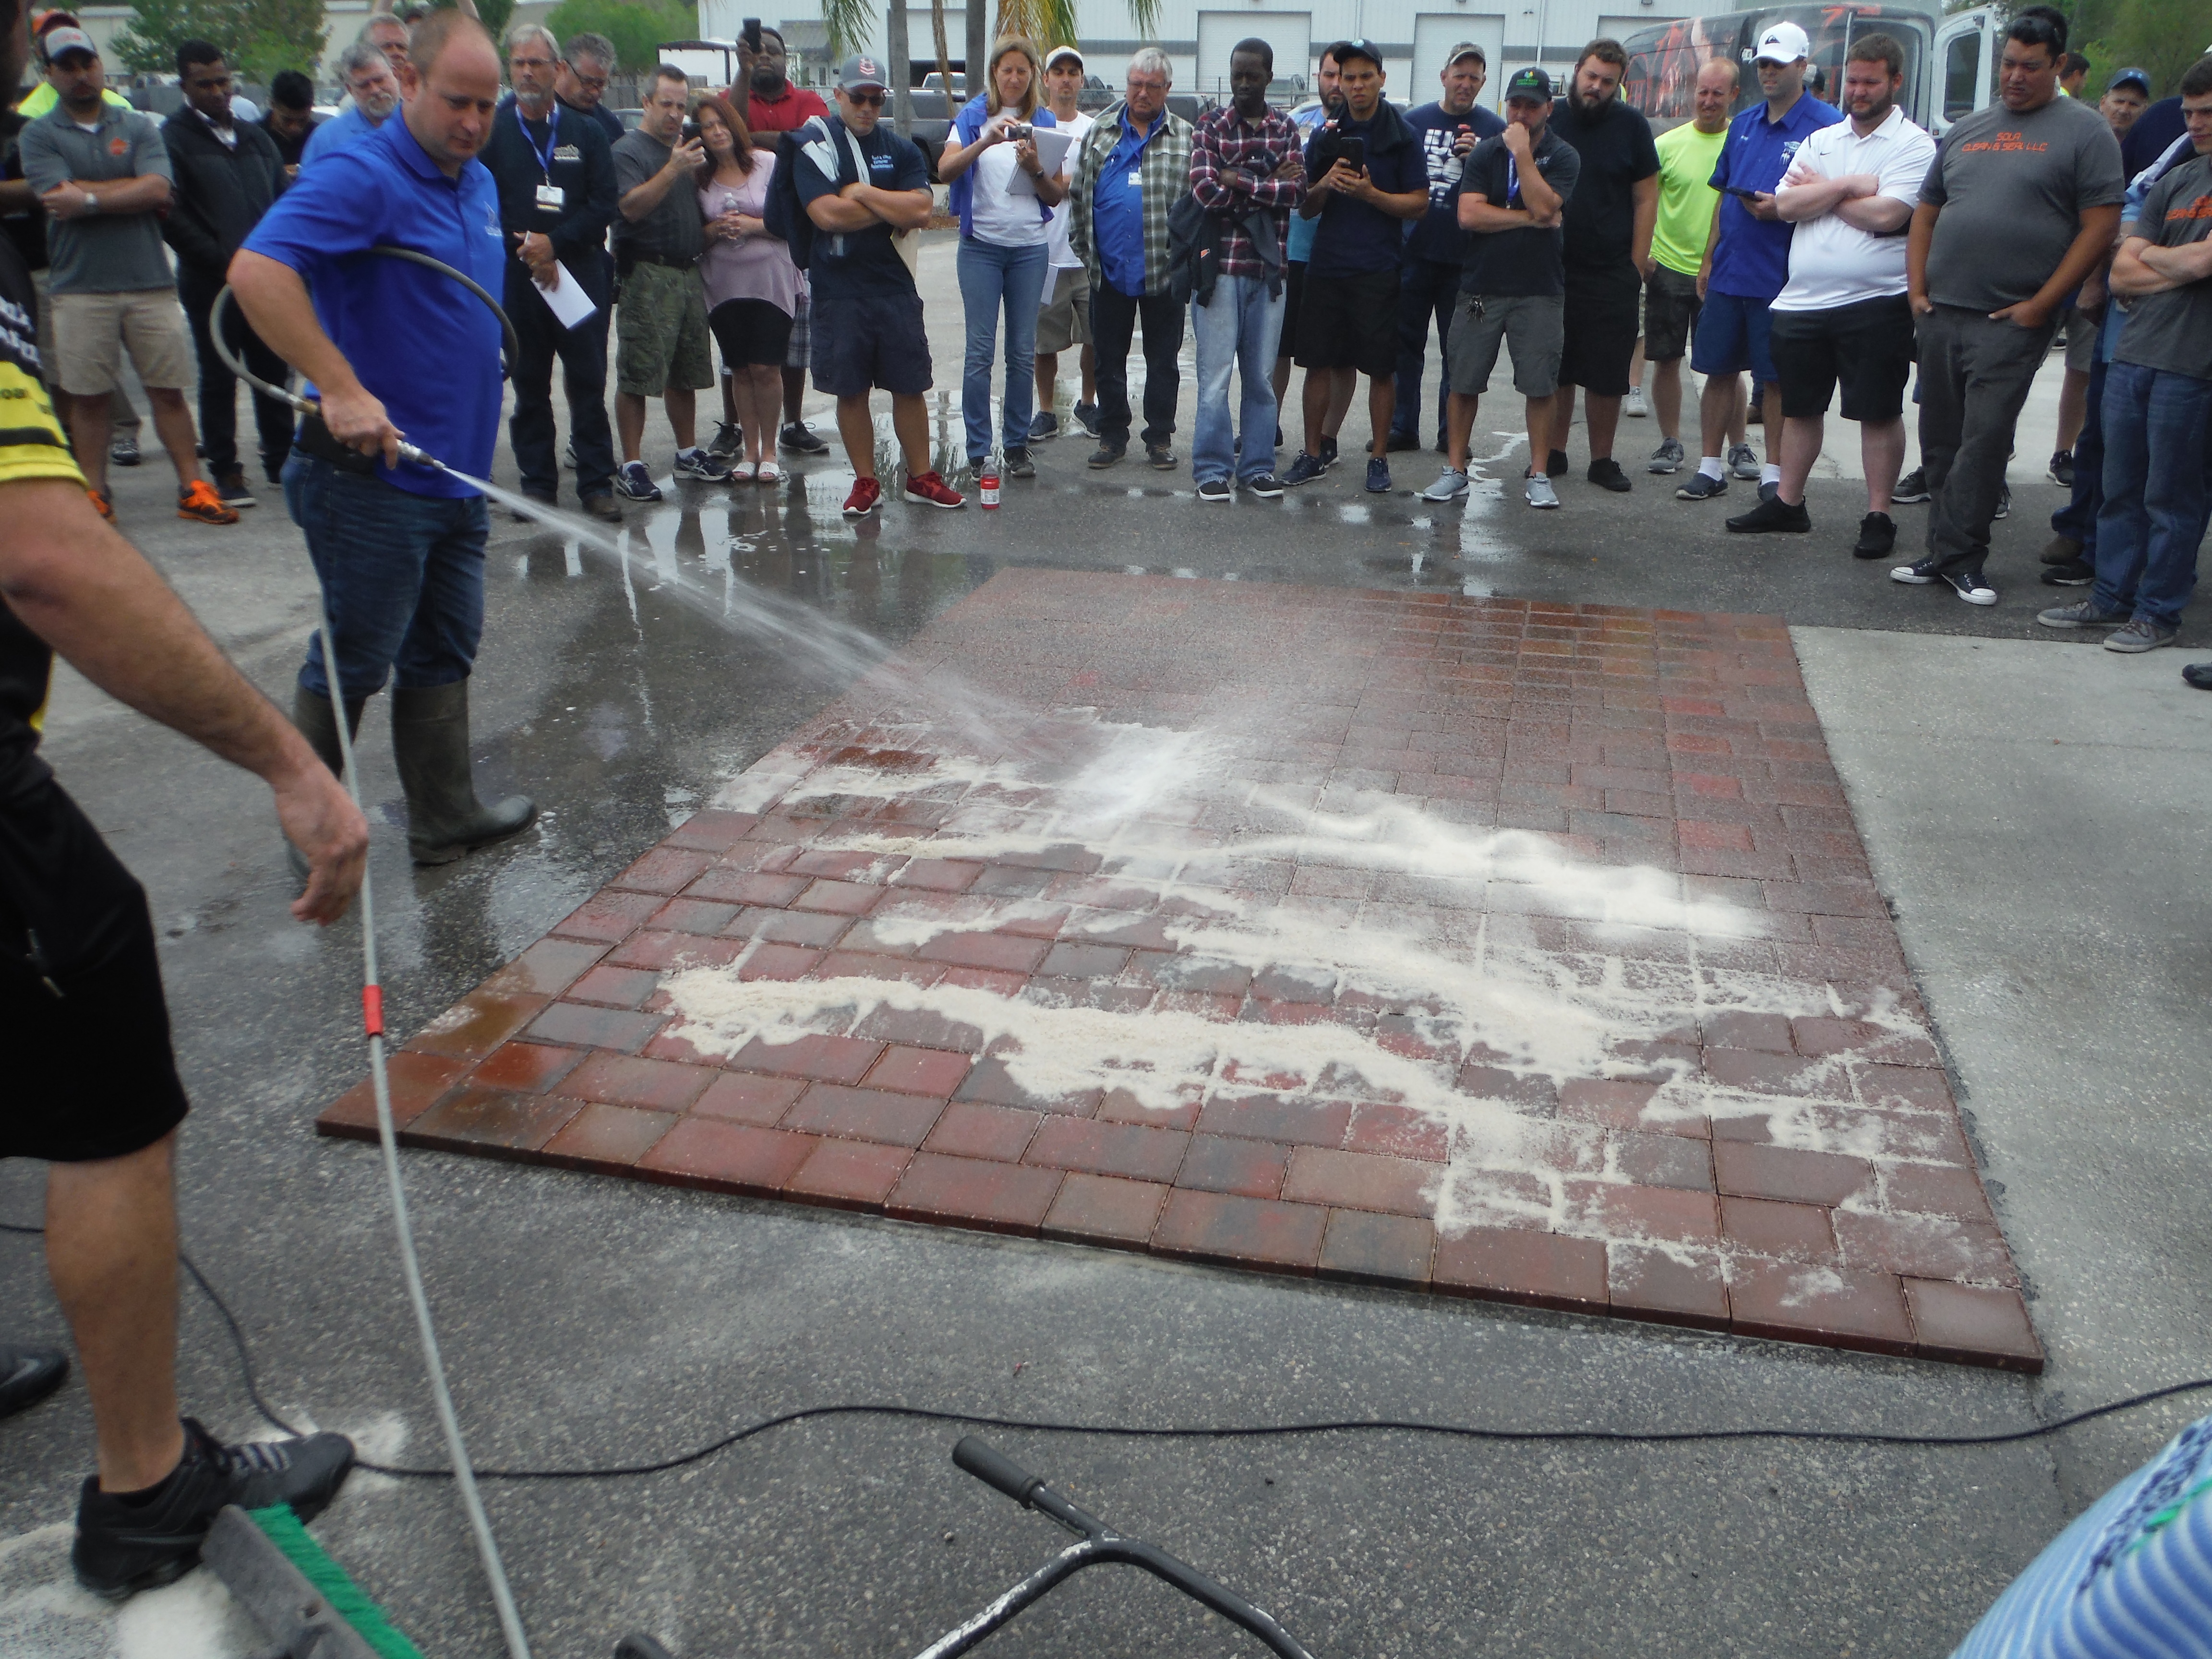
left=1005, top=122, right=1033, bottom=140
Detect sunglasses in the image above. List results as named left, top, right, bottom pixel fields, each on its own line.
left=844, top=88, right=886, bottom=106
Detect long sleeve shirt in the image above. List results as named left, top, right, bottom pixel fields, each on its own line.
left=1187, top=104, right=1304, bottom=280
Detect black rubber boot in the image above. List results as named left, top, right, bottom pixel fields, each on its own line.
left=287, top=688, right=365, bottom=882
left=389, top=679, right=536, bottom=865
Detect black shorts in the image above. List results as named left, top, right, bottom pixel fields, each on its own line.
left=708, top=297, right=795, bottom=368
left=1277, top=261, right=1307, bottom=360
left=1558, top=269, right=1640, bottom=396
left=810, top=282, right=932, bottom=399
left=1295, top=268, right=1399, bottom=377
left=1643, top=264, right=1702, bottom=363
left=0, top=778, right=189, bottom=1162
left=1769, top=296, right=1916, bottom=423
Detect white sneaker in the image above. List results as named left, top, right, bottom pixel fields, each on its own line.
left=1420, top=468, right=1469, bottom=503
left=1624, top=386, right=1649, bottom=419
left=1525, top=473, right=1560, bottom=509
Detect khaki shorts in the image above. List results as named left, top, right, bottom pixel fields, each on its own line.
left=1447, top=291, right=1565, bottom=399
left=2060, top=305, right=2098, bottom=374
left=614, top=260, right=712, bottom=398
left=1038, top=264, right=1091, bottom=353
left=49, top=287, right=193, bottom=396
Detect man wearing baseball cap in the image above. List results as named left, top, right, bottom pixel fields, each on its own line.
left=1031, top=46, right=1097, bottom=442
left=793, top=54, right=962, bottom=514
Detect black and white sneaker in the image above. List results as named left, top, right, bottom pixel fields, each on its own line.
left=109, top=433, right=141, bottom=468
left=1942, top=567, right=1997, bottom=606
left=707, top=421, right=744, bottom=460
left=1197, top=477, right=1232, bottom=503
left=2040, top=555, right=2096, bottom=586
left=778, top=422, right=829, bottom=456
left=1676, top=471, right=1728, bottom=502
left=1892, top=467, right=1931, bottom=504
left=0, top=1344, right=66, bottom=1419
left=1319, top=436, right=1340, bottom=470
left=613, top=461, right=662, bottom=501
left=1072, top=401, right=1101, bottom=439
left=1890, top=554, right=1941, bottom=585
left=2048, top=449, right=2074, bottom=488
left=1994, top=483, right=2010, bottom=520
left=1245, top=473, right=1284, bottom=499
left=672, top=446, right=729, bottom=481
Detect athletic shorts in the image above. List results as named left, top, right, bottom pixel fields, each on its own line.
left=1446, top=291, right=1564, bottom=399
left=614, top=261, right=713, bottom=398
left=0, top=777, right=189, bottom=1162
left=1037, top=264, right=1092, bottom=353
left=1296, top=268, right=1398, bottom=377
left=785, top=284, right=811, bottom=370
left=50, top=287, right=194, bottom=396
left=1769, top=295, right=1915, bottom=423
left=1643, top=264, right=1702, bottom=363
left=1278, top=261, right=1306, bottom=359
left=708, top=297, right=794, bottom=368
left=1691, top=289, right=1777, bottom=385
left=810, top=283, right=932, bottom=398
left=1557, top=269, right=1639, bottom=396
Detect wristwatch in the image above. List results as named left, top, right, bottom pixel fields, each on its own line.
left=82, top=190, right=99, bottom=213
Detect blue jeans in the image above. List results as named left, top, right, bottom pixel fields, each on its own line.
left=284, top=455, right=492, bottom=701
left=957, top=238, right=1049, bottom=461
left=1190, top=274, right=1285, bottom=486
left=2092, top=362, right=2212, bottom=627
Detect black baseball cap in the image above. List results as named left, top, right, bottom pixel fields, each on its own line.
left=1328, top=38, right=1383, bottom=71
left=1505, top=66, right=1552, bottom=101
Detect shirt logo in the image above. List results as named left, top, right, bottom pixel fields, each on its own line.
left=1959, top=131, right=2048, bottom=154
left=107, top=135, right=127, bottom=156
left=553, top=144, right=581, bottom=162
left=869, top=153, right=891, bottom=172
left=2167, top=193, right=2212, bottom=223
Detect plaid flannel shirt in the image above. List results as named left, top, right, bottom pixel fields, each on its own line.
left=1188, top=105, right=1305, bottom=280
left=1068, top=100, right=1192, bottom=298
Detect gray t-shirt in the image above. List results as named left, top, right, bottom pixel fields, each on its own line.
left=2114, top=152, right=2212, bottom=380
left=17, top=103, right=175, bottom=294
left=611, top=128, right=702, bottom=263
left=1920, top=96, right=2125, bottom=312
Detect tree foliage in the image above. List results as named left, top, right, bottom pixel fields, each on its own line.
left=2054, top=0, right=2208, bottom=97
left=110, top=0, right=327, bottom=85
left=541, top=0, right=698, bottom=70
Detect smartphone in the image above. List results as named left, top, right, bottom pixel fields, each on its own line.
left=1725, top=186, right=1763, bottom=201
left=1336, top=136, right=1365, bottom=173
left=742, top=16, right=763, bottom=52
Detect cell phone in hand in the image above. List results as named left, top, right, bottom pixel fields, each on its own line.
left=1336, top=136, right=1365, bottom=173
left=742, top=17, right=763, bottom=52
left=1725, top=186, right=1762, bottom=201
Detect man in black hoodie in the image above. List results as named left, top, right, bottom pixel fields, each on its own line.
left=161, top=39, right=291, bottom=507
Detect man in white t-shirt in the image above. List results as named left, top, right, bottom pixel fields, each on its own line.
left=1727, top=32, right=1935, bottom=558
left=1031, top=45, right=1096, bottom=440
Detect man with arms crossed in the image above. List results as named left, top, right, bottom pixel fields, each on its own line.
left=1729, top=34, right=1933, bottom=558
left=1643, top=57, right=1737, bottom=478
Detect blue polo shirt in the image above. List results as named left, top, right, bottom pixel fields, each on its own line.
left=1707, top=91, right=1842, bottom=300
left=1093, top=106, right=1165, bottom=297
left=299, top=105, right=388, bottom=169
left=244, top=115, right=506, bottom=499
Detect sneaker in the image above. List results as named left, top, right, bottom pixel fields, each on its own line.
left=72, top=1417, right=354, bottom=1598
left=1245, top=473, right=1285, bottom=499
left=1727, top=442, right=1760, bottom=481
left=2184, top=661, right=2212, bottom=690
left=583, top=493, right=622, bottom=523
left=215, top=468, right=257, bottom=508
left=564, top=439, right=578, bottom=470
left=1028, top=410, right=1059, bottom=443
left=778, top=421, right=829, bottom=455
left=1587, top=457, right=1631, bottom=493
left=2040, top=556, right=2096, bottom=586
left=1282, top=451, right=1327, bottom=487
left=2037, top=598, right=2128, bottom=629
left=0, top=1344, right=66, bottom=1419
left=842, top=477, right=881, bottom=516
left=903, top=469, right=965, bottom=508
left=1624, top=386, right=1649, bottom=419
left=1545, top=447, right=1569, bottom=477
left=1004, top=446, right=1035, bottom=479
left=1386, top=428, right=1420, bottom=452
left=1676, top=471, right=1728, bottom=502
left=108, top=432, right=140, bottom=468
left=2048, top=449, right=2075, bottom=488
left=2042, top=532, right=2085, bottom=565
left=86, top=486, right=113, bottom=521
left=1525, top=472, right=1560, bottom=509
left=1319, top=436, right=1340, bottom=470
left=614, top=461, right=662, bottom=501
left=1941, top=567, right=1997, bottom=605
left=1759, top=480, right=1780, bottom=502
left=1744, top=401, right=1763, bottom=427
left=1890, top=554, right=1940, bottom=585
left=1726, top=494, right=1809, bottom=533
left=1365, top=455, right=1392, bottom=493
left=1852, top=512, right=1897, bottom=559
left=1146, top=443, right=1176, bottom=470
left=1648, top=437, right=1684, bottom=474
left=708, top=421, right=744, bottom=460
left=673, top=446, right=729, bottom=481
left=1892, top=467, right=1931, bottom=504
left=1420, top=467, right=1469, bottom=502
left=1088, top=440, right=1126, bottom=469
left=1072, top=401, right=1101, bottom=438
left=1197, top=477, right=1232, bottom=503
left=1995, top=484, right=2010, bottom=520
left=2105, top=617, right=2177, bottom=653
left=176, top=480, right=239, bottom=525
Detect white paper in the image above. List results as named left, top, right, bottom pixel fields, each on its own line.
left=538, top=261, right=597, bottom=330
left=1029, top=124, right=1074, bottom=176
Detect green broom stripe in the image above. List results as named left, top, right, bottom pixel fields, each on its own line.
left=242, top=1503, right=427, bottom=1659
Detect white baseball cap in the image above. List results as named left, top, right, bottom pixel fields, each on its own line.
left=1752, top=22, right=1811, bottom=65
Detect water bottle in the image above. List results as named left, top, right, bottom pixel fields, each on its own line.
left=980, top=451, right=1000, bottom=509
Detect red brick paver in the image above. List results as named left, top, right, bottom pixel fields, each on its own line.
left=321, top=572, right=2037, bottom=1370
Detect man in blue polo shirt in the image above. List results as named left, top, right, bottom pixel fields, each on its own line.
left=231, top=8, right=536, bottom=867
left=1679, top=21, right=1840, bottom=505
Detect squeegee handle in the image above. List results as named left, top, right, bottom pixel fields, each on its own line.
left=953, top=1436, right=1043, bottom=1508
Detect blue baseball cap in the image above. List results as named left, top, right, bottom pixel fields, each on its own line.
left=2106, top=66, right=2151, bottom=95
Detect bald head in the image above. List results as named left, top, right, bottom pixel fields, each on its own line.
left=400, top=13, right=501, bottom=174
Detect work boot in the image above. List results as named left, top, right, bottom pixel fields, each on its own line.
left=390, top=680, right=537, bottom=865
left=287, top=688, right=366, bottom=882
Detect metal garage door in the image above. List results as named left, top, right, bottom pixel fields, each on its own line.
left=1411, top=13, right=1507, bottom=112
left=1194, top=11, right=1314, bottom=103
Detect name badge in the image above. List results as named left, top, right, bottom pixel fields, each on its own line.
left=1127, top=169, right=1142, bottom=188
left=536, top=183, right=565, bottom=211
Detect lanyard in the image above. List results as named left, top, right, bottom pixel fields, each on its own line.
left=1505, top=152, right=1519, bottom=207
left=521, top=105, right=559, bottom=179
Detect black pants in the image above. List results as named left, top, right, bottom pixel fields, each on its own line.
left=507, top=259, right=617, bottom=503
left=1916, top=303, right=2055, bottom=574
left=1090, top=281, right=1183, bottom=449
left=1392, top=255, right=1457, bottom=443
left=179, top=267, right=294, bottom=482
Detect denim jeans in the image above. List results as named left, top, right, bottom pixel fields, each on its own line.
left=1915, top=303, right=2056, bottom=574
left=1090, top=281, right=1184, bottom=448
left=957, top=238, right=1049, bottom=461
left=1392, top=255, right=1457, bottom=444
left=2091, top=361, right=2212, bottom=627
left=508, top=259, right=617, bottom=503
left=1191, top=274, right=1284, bottom=486
left=178, top=266, right=295, bottom=482
left=2051, top=352, right=2107, bottom=552
left=284, top=455, right=491, bottom=702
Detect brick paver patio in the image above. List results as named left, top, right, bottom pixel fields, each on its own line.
left=320, top=570, right=2039, bottom=1371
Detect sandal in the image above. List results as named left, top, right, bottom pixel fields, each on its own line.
left=726, top=460, right=757, bottom=484
left=754, top=460, right=781, bottom=486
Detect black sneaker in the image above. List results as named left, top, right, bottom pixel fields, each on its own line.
left=2183, top=661, right=2212, bottom=690
left=1546, top=448, right=1569, bottom=478
left=215, top=469, right=258, bottom=509
left=1087, top=441, right=1126, bottom=469
left=707, top=421, right=744, bottom=460
left=1890, top=554, right=1941, bottom=585
left=1073, top=401, right=1101, bottom=438
left=1004, top=446, right=1035, bottom=479
left=0, top=1344, right=66, bottom=1419
left=1282, top=451, right=1327, bottom=487
left=1319, top=436, right=1340, bottom=470
left=1726, top=494, right=1810, bottom=533
left=1587, top=457, right=1631, bottom=493
left=778, top=422, right=829, bottom=456
left=2040, top=555, right=2096, bottom=586
left=1942, top=567, right=1998, bottom=605
left=1274, top=425, right=1285, bottom=449
left=1146, top=443, right=1177, bottom=470
left=1386, top=429, right=1420, bottom=452
left=1197, top=477, right=1232, bottom=503
left=109, top=433, right=141, bottom=468
left=1892, top=467, right=1930, bottom=505
left=73, top=1418, right=354, bottom=1598
left=1852, top=512, right=1896, bottom=559
left=2048, top=449, right=2075, bottom=488
left=1246, top=473, right=1284, bottom=499
left=1995, top=483, right=2010, bottom=520
left=1676, top=471, right=1728, bottom=502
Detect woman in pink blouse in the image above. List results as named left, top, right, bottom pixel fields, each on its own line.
left=694, top=96, right=802, bottom=484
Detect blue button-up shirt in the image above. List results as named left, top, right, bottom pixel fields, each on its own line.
left=1093, top=106, right=1165, bottom=297
left=244, top=115, right=507, bottom=498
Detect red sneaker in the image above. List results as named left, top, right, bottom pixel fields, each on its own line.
left=902, top=470, right=965, bottom=510
left=842, top=476, right=881, bottom=517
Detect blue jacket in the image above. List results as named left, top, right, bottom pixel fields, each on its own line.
left=945, top=94, right=1057, bottom=240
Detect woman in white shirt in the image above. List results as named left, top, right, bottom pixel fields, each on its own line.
left=934, top=38, right=1062, bottom=476
left=694, top=95, right=802, bottom=484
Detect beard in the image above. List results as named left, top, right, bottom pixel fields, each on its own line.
left=1572, top=85, right=1616, bottom=117
left=752, top=61, right=787, bottom=95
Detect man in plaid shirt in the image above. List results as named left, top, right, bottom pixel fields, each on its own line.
left=1188, top=38, right=1305, bottom=502
left=1068, top=48, right=1193, bottom=468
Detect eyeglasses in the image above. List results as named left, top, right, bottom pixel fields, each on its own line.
left=844, top=88, right=886, bottom=106
left=570, top=70, right=608, bottom=91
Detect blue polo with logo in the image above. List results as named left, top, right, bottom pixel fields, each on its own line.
left=1707, top=90, right=1842, bottom=300
left=242, top=114, right=506, bottom=498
